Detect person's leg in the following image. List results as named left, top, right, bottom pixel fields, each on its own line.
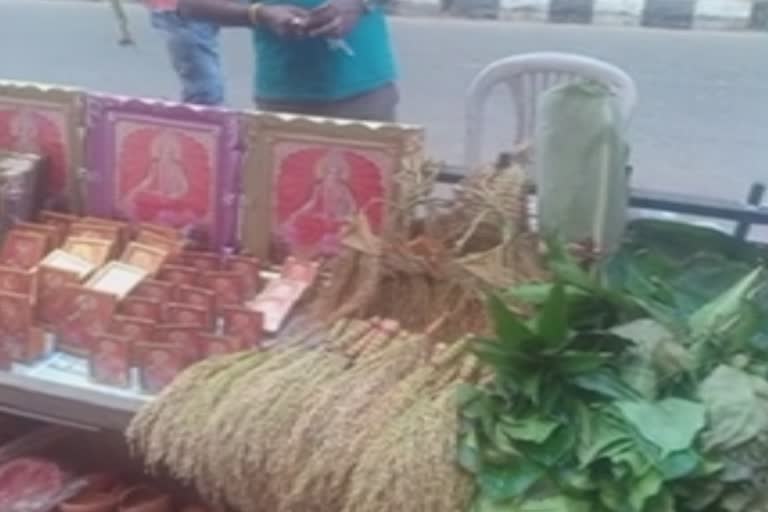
left=257, top=83, right=399, bottom=123
left=154, top=12, right=225, bottom=106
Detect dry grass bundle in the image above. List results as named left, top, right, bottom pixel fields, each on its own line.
left=126, top=352, right=251, bottom=462
left=305, top=161, right=548, bottom=341
left=342, top=384, right=473, bottom=512
left=281, top=337, right=429, bottom=511
left=192, top=345, right=328, bottom=506
left=226, top=349, right=349, bottom=511
left=129, top=312, right=476, bottom=512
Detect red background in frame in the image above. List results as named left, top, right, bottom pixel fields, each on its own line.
left=271, top=139, right=392, bottom=257
left=0, top=104, right=67, bottom=197
left=114, top=123, right=213, bottom=230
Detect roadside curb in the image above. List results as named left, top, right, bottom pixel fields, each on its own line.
left=58, top=0, right=768, bottom=30
left=390, top=0, right=768, bottom=30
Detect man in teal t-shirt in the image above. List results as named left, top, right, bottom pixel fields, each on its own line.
left=179, top=0, right=398, bottom=121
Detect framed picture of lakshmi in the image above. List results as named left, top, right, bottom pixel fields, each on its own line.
left=84, top=94, right=242, bottom=251
left=0, top=82, right=83, bottom=210
left=242, top=113, right=424, bottom=261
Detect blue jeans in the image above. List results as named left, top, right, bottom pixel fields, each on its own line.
left=151, top=11, right=224, bottom=105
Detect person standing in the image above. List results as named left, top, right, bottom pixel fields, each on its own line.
left=178, top=0, right=398, bottom=121
left=148, top=0, right=226, bottom=105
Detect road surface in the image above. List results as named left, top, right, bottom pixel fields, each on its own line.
left=1, top=0, right=767, bottom=201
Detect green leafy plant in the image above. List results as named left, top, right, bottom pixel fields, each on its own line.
left=461, top=222, right=768, bottom=512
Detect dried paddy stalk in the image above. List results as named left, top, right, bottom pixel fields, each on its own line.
left=224, top=349, right=348, bottom=511
left=311, top=249, right=361, bottom=319
left=126, top=352, right=249, bottom=463
left=162, top=350, right=273, bottom=481
left=343, top=385, right=472, bottom=512
left=193, top=345, right=317, bottom=505
left=282, top=337, right=428, bottom=511
left=325, top=253, right=381, bottom=324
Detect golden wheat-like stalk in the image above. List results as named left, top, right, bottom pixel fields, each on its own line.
left=343, top=385, right=472, bottom=512
left=126, top=352, right=250, bottom=465
left=281, top=337, right=427, bottom=510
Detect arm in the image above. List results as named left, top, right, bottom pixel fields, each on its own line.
left=178, top=0, right=252, bottom=26
left=180, top=0, right=311, bottom=36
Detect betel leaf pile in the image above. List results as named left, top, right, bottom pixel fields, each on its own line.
left=459, top=220, right=768, bottom=512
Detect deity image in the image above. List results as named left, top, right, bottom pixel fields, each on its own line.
left=176, top=310, right=199, bottom=325
left=0, top=274, right=20, bottom=292
left=0, top=106, right=68, bottom=199
left=275, top=145, right=386, bottom=255
left=9, top=109, right=40, bottom=154
left=121, top=324, right=142, bottom=339
left=93, top=340, right=127, bottom=386
left=0, top=299, right=22, bottom=331
left=144, top=349, right=176, bottom=392
left=212, top=278, right=239, bottom=303
left=6, top=239, right=37, bottom=269
left=116, top=128, right=210, bottom=228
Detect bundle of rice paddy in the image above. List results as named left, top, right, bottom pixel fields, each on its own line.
left=305, top=161, right=548, bottom=340
left=125, top=161, right=547, bottom=512
left=127, top=318, right=479, bottom=512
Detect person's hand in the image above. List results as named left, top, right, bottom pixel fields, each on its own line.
left=305, top=0, right=364, bottom=38
left=257, top=4, right=310, bottom=38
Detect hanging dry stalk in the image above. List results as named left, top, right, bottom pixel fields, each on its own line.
left=339, top=385, right=471, bottom=512
left=208, top=348, right=349, bottom=511
left=281, top=335, right=428, bottom=510
left=126, top=351, right=250, bottom=462
left=158, top=350, right=273, bottom=480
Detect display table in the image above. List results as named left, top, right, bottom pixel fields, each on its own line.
left=0, top=353, right=148, bottom=431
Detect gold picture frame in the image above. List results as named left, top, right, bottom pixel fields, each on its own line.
left=242, top=112, right=424, bottom=260
left=0, top=81, right=84, bottom=211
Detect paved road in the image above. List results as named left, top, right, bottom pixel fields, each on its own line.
left=1, top=0, right=767, bottom=201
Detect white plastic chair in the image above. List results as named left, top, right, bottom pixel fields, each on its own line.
left=464, top=52, right=638, bottom=170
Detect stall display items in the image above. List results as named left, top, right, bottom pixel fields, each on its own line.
left=242, top=112, right=424, bottom=260
left=247, top=257, right=317, bottom=332
left=0, top=227, right=48, bottom=269
left=0, top=151, right=42, bottom=239
left=84, top=94, right=242, bottom=250
left=0, top=425, right=222, bottom=512
left=0, top=82, right=82, bottom=211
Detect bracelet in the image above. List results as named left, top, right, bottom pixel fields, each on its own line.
left=248, top=3, right=263, bottom=26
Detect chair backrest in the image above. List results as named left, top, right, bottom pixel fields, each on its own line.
left=464, top=52, right=638, bottom=170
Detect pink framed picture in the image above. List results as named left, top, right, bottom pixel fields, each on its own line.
left=243, top=113, right=424, bottom=260
left=84, top=94, right=242, bottom=251
left=90, top=334, right=131, bottom=388
left=0, top=82, right=83, bottom=211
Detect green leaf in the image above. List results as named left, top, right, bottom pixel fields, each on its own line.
left=656, top=449, right=701, bottom=480
left=689, top=267, right=765, bottom=338
left=577, top=411, right=631, bottom=468
left=472, top=494, right=591, bottom=512
left=571, top=369, right=642, bottom=401
left=537, top=283, right=568, bottom=344
left=698, top=365, right=768, bottom=451
left=499, top=416, right=561, bottom=444
left=489, top=295, right=535, bottom=345
left=459, top=429, right=482, bottom=473
left=507, top=283, right=590, bottom=305
left=628, top=469, right=663, bottom=511
left=478, top=462, right=545, bottom=501
left=555, top=352, right=609, bottom=375
left=615, top=398, right=706, bottom=456
left=521, top=425, right=574, bottom=467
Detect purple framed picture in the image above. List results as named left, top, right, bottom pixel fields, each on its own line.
left=84, top=94, right=242, bottom=251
